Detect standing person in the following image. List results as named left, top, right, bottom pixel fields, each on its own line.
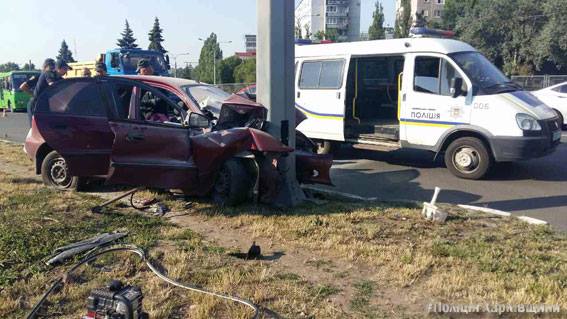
left=26, top=58, right=55, bottom=124
left=94, top=62, right=108, bottom=77
left=28, top=59, right=72, bottom=125
left=82, top=68, right=92, bottom=77
left=136, top=59, right=154, bottom=76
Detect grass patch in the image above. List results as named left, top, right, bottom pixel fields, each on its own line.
left=0, top=141, right=565, bottom=318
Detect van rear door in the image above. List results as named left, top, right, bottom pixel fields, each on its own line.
left=400, top=53, right=472, bottom=147
left=295, top=58, right=348, bottom=141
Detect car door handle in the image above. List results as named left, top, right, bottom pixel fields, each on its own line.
left=297, top=91, right=301, bottom=98
left=126, top=132, right=145, bottom=142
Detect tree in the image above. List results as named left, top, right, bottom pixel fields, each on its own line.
left=56, top=40, right=75, bottom=63
left=218, top=55, right=243, bottom=84
left=442, top=0, right=478, bottom=30
left=148, top=17, right=167, bottom=54
left=117, top=20, right=138, bottom=49
left=295, top=20, right=303, bottom=39
left=535, top=1, right=567, bottom=71
left=325, top=29, right=339, bottom=42
left=0, top=62, right=20, bottom=72
left=304, top=24, right=312, bottom=39
left=234, top=58, right=256, bottom=83
left=368, top=1, right=385, bottom=40
left=394, top=0, right=412, bottom=38
left=193, top=33, right=222, bottom=83
left=177, top=64, right=193, bottom=80
left=23, top=62, right=36, bottom=71
left=455, top=0, right=546, bottom=75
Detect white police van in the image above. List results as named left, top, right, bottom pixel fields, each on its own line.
left=294, top=37, right=561, bottom=179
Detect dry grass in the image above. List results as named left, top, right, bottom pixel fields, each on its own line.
left=0, top=141, right=565, bottom=318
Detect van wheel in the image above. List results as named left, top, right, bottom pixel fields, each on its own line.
left=315, top=140, right=336, bottom=155
left=41, top=151, right=80, bottom=191
left=553, top=109, right=564, bottom=130
left=444, top=137, right=492, bottom=180
left=212, top=158, right=255, bottom=206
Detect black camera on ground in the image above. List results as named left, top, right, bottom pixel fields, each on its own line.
left=83, top=280, right=148, bottom=319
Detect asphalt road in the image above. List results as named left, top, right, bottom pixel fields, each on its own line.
left=2, top=112, right=566, bottom=230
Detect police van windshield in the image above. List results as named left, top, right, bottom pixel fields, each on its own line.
left=449, top=52, right=520, bottom=95
left=122, top=54, right=168, bottom=74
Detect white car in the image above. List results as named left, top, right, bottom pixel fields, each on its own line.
left=533, top=82, right=567, bottom=129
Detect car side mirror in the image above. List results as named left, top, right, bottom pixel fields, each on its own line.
left=450, top=78, right=466, bottom=98
left=188, top=112, right=211, bottom=129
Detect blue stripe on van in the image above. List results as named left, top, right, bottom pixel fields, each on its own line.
left=400, top=118, right=468, bottom=126
left=295, top=103, right=344, bottom=118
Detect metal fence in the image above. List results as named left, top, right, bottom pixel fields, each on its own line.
left=511, top=75, right=567, bottom=91
left=214, top=83, right=254, bottom=93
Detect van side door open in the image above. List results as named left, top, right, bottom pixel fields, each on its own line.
left=401, top=54, right=472, bottom=147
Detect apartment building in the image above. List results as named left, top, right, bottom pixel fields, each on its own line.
left=296, top=0, right=362, bottom=42
left=396, top=0, right=445, bottom=24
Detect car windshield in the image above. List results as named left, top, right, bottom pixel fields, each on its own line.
left=449, top=52, right=519, bottom=95
left=11, top=73, right=35, bottom=92
left=183, top=85, right=231, bottom=115
left=122, top=53, right=168, bottom=75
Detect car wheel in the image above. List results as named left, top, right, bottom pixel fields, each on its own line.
left=41, top=151, right=80, bottom=191
left=315, top=140, right=336, bottom=155
left=444, top=137, right=492, bottom=180
left=553, top=109, right=564, bottom=130
left=212, top=158, right=255, bottom=206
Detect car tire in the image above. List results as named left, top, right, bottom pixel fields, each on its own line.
left=553, top=109, right=564, bottom=130
left=315, top=140, right=336, bottom=155
left=444, top=137, right=492, bottom=180
left=212, top=158, right=255, bottom=206
left=41, top=151, right=81, bottom=191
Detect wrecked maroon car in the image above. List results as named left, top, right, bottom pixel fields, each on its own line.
left=24, top=76, right=332, bottom=205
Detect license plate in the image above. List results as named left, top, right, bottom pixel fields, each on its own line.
left=553, top=130, right=561, bottom=141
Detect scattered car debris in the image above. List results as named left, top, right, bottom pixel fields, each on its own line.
left=422, top=187, right=448, bottom=223
left=247, top=241, right=262, bottom=260
left=46, top=232, right=128, bottom=266
left=153, top=203, right=170, bottom=216
left=28, top=235, right=259, bottom=319
left=91, top=188, right=143, bottom=214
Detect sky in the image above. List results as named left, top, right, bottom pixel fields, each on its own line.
left=0, top=0, right=396, bottom=67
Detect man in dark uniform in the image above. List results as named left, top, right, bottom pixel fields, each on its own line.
left=25, top=58, right=55, bottom=124
left=95, top=62, right=108, bottom=77
left=136, top=59, right=154, bottom=76
left=27, top=59, right=72, bottom=125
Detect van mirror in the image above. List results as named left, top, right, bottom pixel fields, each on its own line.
left=450, top=78, right=465, bottom=98
left=187, top=112, right=211, bottom=129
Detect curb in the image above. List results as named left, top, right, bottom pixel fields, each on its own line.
left=302, top=186, right=421, bottom=207
left=303, top=186, right=550, bottom=226
left=0, top=138, right=23, bottom=146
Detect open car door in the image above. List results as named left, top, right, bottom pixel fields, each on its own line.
left=105, top=79, right=198, bottom=190
left=33, top=78, right=114, bottom=177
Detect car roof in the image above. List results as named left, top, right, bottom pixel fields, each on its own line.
left=117, top=75, right=202, bottom=88
left=296, top=38, right=476, bottom=59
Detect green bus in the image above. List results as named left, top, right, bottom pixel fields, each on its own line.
left=0, top=71, right=41, bottom=112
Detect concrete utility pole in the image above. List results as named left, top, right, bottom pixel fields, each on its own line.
left=257, top=0, right=305, bottom=207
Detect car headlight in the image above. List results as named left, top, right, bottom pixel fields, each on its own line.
left=516, top=113, right=542, bottom=131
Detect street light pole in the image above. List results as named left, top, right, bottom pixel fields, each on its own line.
left=172, top=52, right=190, bottom=78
